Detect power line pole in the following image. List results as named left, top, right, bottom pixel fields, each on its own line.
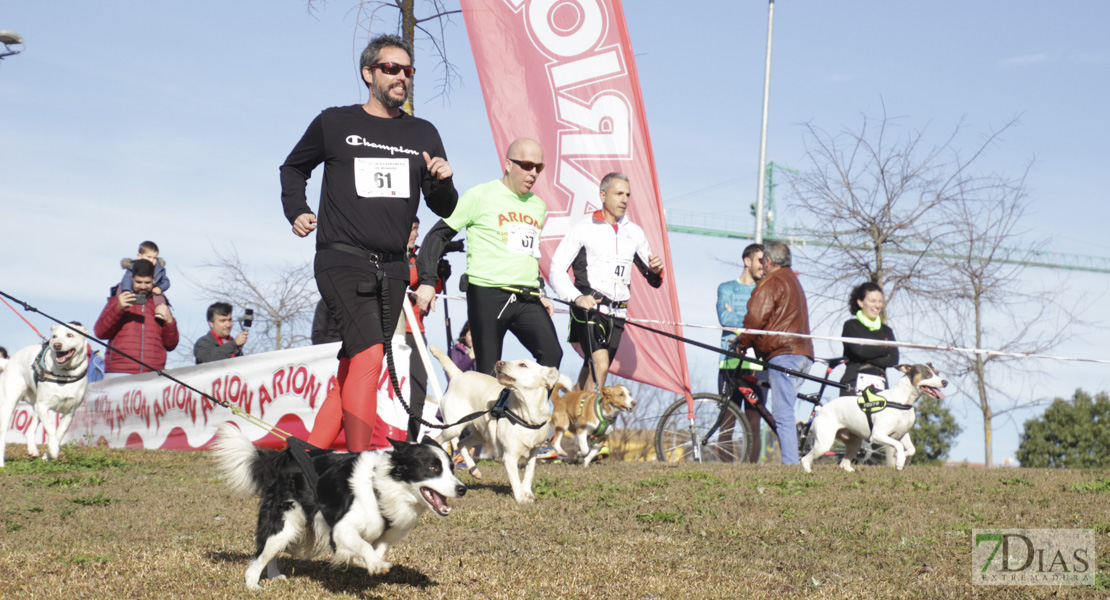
left=753, top=0, right=775, bottom=244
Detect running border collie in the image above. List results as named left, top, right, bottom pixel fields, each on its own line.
left=212, top=424, right=466, bottom=589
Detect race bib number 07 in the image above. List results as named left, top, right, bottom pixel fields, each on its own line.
left=354, top=157, right=410, bottom=198
left=506, top=223, right=541, bottom=258
left=856, top=372, right=887, bottom=392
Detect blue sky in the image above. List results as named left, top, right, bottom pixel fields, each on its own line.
left=2, top=1, right=1108, bottom=464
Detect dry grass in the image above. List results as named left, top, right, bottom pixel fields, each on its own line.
left=1, top=443, right=1108, bottom=599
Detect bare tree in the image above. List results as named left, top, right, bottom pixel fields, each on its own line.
left=186, top=245, right=318, bottom=353
left=789, top=109, right=1084, bottom=466
left=307, top=0, right=462, bottom=111
left=788, top=109, right=1017, bottom=330
left=933, top=170, right=1082, bottom=467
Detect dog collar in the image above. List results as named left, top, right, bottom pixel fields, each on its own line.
left=32, top=341, right=88, bottom=385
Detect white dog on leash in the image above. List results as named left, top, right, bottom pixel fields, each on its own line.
left=801, top=363, right=948, bottom=473
left=430, top=346, right=561, bottom=504
left=0, top=323, right=91, bottom=467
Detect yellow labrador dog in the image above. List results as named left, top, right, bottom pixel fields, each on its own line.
left=430, top=346, right=561, bottom=504
left=549, top=383, right=636, bottom=467
left=0, top=323, right=91, bottom=467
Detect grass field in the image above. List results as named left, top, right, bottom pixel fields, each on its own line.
left=1, top=443, right=1108, bottom=599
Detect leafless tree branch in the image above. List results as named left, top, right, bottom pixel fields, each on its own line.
left=789, top=109, right=1085, bottom=466
left=183, top=245, right=318, bottom=354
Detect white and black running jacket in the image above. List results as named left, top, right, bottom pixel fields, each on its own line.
left=548, top=211, right=663, bottom=317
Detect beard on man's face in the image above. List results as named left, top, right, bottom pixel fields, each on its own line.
left=373, top=78, right=407, bottom=109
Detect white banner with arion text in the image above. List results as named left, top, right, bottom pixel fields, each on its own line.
left=4, top=339, right=432, bottom=452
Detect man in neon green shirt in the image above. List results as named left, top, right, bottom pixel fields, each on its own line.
left=416, top=138, right=562, bottom=374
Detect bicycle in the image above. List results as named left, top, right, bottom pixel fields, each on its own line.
left=653, top=356, right=887, bottom=465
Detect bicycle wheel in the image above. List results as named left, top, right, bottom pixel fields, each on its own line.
left=654, top=394, right=755, bottom=463
left=797, top=421, right=888, bottom=466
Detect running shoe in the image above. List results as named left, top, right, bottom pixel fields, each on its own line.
left=536, top=443, right=559, bottom=461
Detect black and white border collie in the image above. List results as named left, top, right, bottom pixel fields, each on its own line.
left=212, top=424, right=466, bottom=589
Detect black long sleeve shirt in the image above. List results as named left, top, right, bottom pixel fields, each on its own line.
left=280, top=105, right=458, bottom=280
left=840, top=318, right=899, bottom=387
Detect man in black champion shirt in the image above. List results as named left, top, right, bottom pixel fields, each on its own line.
left=279, top=34, right=457, bottom=452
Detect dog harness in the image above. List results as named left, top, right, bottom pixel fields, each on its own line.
left=32, top=341, right=90, bottom=385
left=857, top=386, right=912, bottom=436
left=489, top=387, right=547, bottom=430
left=577, top=392, right=614, bottom=439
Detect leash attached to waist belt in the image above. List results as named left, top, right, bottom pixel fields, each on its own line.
left=322, top=244, right=534, bottom=433
left=322, top=242, right=438, bottom=433
left=317, top=241, right=406, bottom=264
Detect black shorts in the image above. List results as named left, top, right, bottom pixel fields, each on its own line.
left=466, top=284, right=562, bottom=375
left=316, top=266, right=405, bottom=358
left=568, top=306, right=625, bottom=357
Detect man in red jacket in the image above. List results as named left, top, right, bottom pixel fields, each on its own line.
left=733, top=240, right=814, bottom=465
left=94, top=259, right=179, bottom=374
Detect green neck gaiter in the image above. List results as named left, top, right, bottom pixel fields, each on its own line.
left=856, top=310, right=882, bottom=332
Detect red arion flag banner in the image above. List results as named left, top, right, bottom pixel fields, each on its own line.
left=460, top=0, right=692, bottom=398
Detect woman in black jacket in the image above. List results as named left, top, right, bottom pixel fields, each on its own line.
left=840, top=281, right=898, bottom=392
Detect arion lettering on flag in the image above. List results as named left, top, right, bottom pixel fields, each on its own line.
left=460, top=0, right=692, bottom=397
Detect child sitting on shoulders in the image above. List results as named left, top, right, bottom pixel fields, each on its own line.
left=119, top=240, right=171, bottom=312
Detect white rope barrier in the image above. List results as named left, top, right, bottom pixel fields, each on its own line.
left=433, top=293, right=1110, bottom=366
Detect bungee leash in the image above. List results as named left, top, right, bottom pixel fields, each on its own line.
left=374, top=278, right=542, bottom=432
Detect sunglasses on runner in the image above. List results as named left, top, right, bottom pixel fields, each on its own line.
left=369, top=62, right=415, bottom=77
left=508, top=158, right=545, bottom=173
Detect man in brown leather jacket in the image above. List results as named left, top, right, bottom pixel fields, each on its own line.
left=733, top=240, right=814, bottom=464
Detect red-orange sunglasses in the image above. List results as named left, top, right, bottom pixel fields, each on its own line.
left=508, top=158, right=545, bottom=173
left=369, top=62, right=415, bottom=77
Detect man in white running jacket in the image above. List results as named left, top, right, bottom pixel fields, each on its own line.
left=548, top=172, right=664, bottom=391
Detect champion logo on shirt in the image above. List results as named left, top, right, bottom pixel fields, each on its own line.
left=497, top=212, right=542, bottom=228
left=344, top=135, right=420, bottom=156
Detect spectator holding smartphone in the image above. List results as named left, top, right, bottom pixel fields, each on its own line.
left=119, top=240, right=171, bottom=315
left=94, top=259, right=178, bottom=374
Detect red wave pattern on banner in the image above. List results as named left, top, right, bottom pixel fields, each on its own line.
left=459, top=0, right=692, bottom=397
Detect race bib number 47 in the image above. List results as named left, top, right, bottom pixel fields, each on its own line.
left=354, top=157, right=410, bottom=198
left=603, top=257, right=633, bottom=286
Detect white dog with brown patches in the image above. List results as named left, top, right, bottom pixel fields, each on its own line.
left=801, top=363, right=948, bottom=473
left=0, top=323, right=91, bottom=467
left=549, top=383, right=636, bottom=467
left=430, top=346, right=561, bottom=504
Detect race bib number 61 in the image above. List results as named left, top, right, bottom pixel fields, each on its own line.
left=355, top=157, right=410, bottom=198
